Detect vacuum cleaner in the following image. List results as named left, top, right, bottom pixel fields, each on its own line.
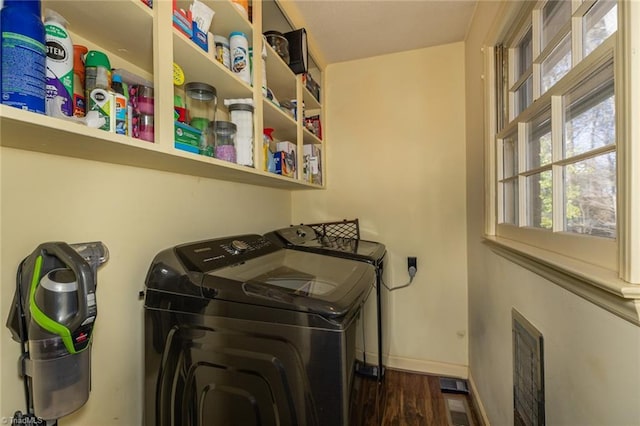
left=6, top=241, right=109, bottom=424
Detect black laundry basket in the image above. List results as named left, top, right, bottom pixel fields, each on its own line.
left=302, top=219, right=360, bottom=240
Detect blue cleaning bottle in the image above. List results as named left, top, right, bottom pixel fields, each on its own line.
left=1, top=0, right=47, bottom=114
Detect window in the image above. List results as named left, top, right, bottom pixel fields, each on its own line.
left=493, top=0, right=619, bottom=271
left=583, top=1, right=617, bottom=57
left=500, top=131, right=519, bottom=226
left=563, top=63, right=616, bottom=238
left=526, top=109, right=552, bottom=229
left=541, top=0, right=571, bottom=51
left=541, top=33, right=571, bottom=93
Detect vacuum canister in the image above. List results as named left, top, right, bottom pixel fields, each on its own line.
left=6, top=241, right=109, bottom=421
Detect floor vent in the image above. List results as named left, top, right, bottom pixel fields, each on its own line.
left=440, top=377, right=470, bottom=394
left=444, top=394, right=475, bottom=426
left=512, top=309, right=545, bottom=426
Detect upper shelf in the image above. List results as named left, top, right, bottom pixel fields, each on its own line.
left=43, top=0, right=154, bottom=74
left=303, top=85, right=321, bottom=110
left=175, top=0, right=253, bottom=39
left=0, top=106, right=319, bottom=190
left=264, top=43, right=297, bottom=102
left=173, top=30, right=254, bottom=101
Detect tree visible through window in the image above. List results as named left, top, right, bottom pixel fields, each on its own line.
left=496, top=0, right=617, bottom=241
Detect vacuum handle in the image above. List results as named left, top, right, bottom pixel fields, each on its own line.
left=30, top=242, right=98, bottom=354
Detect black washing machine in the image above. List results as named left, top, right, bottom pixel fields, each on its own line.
left=143, top=234, right=374, bottom=426
left=265, top=224, right=387, bottom=381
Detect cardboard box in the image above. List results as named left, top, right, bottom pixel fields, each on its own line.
left=174, top=121, right=201, bottom=154
left=191, top=22, right=208, bottom=53
left=172, top=0, right=192, bottom=38
left=276, top=141, right=296, bottom=177
left=303, top=144, right=322, bottom=185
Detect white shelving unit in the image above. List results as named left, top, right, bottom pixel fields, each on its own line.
left=0, top=0, right=324, bottom=190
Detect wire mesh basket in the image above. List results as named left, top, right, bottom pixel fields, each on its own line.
left=301, top=219, right=360, bottom=240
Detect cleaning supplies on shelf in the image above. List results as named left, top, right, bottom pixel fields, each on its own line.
left=85, top=50, right=111, bottom=131
left=230, top=31, right=250, bottom=84
left=304, top=144, right=322, bottom=185
left=211, top=120, right=237, bottom=163
left=263, top=128, right=277, bottom=173
left=1, top=0, right=47, bottom=114
left=227, top=101, right=254, bottom=166
left=174, top=121, right=202, bottom=153
left=189, top=0, right=214, bottom=52
left=275, top=141, right=296, bottom=177
left=130, top=84, right=154, bottom=142
left=231, top=0, right=248, bottom=19
left=213, top=35, right=231, bottom=69
left=44, top=9, right=74, bottom=117
left=111, top=74, right=128, bottom=135
left=185, top=82, right=216, bottom=155
left=72, top=44, right=88, bottom=117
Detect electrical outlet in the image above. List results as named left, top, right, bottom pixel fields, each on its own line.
left=408, top=256, right=417, bottom=270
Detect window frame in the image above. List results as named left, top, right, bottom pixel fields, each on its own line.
left=482, top=0, right=640, bottom=323
left=497, top=34, right=618, bottom=270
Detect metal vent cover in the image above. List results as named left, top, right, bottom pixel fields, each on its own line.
left=512, top=309, right=545, bottom=426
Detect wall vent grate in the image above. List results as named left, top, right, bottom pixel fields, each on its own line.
left=512, top=309, right=545, bottom=426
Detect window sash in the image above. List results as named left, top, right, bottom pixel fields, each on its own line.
left=492, top=0, right=620, bottom=271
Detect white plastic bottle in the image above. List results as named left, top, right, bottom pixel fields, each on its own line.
left=44, top=9, right=74, bottom=117
left=229, top=32, right=251, bottom=84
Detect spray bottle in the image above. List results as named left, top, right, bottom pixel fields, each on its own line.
left=44, top=9, right=74, bottom=117
left=84, top=50, right=112, bottom=131
left=72, top=44, right=88, bottom=117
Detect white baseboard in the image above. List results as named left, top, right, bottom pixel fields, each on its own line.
left=361, top=350, right=469, bottom=379
left=468, top=371, right=490, bottom=426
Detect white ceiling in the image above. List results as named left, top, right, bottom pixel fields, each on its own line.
left=280, top=0, right=479, bottom=65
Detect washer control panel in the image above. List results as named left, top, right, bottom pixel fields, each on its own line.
left=175, top=234, right=278, bottom=273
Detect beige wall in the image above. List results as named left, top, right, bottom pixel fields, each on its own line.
left=465, top=2, right=640, bottom=424
left=0, top=147, right=291, bottom=424
left=293, top=43, right=469, bottom=375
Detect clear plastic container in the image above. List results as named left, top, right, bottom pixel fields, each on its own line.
left=185, top=82, right=217, bottom=132
left=228, top=103, right=254, bottom=166
left=131, top=84, right=154, bottom=116
left=210, top=121, right=237, bottom=163
left=264, top=31, right=290, bottom=64
left=28, top=336, right=91, bottom=420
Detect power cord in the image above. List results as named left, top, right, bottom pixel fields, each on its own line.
left=381, top=259, right=417, bottom=291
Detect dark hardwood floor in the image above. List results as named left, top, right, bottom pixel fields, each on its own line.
left=349, top=369, right=479, bottom=426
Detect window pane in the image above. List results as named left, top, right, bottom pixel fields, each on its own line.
left=541, top=33, right=572, bottom=93
left=503, top=134, right=518, bottom=178
left=564, top=63, right=615, bottom=157
left=516, top=27, right=533, bottom=80
left=503, top=179, right=519, bottom=225
left=527, top=110, right=552, bottom=170
left=527, top=171, right=553, bottom=229
left=583, top=0, right=617, bottom=57
left=564, top=153, right=616, bottom=238
left=542, top=0, right=571, bottom=52
left=515, top=76, right=533, bottom=117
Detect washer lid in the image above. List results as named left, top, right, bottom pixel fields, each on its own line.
left=203, top=249, right=375, bottom=318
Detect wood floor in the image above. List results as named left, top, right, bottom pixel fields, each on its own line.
left=349, top=369, right=479, bottom=426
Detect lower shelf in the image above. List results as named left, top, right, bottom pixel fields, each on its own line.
left=0, top=105, right=322, bottom=190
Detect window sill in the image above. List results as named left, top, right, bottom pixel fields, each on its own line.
left=483, top=236, right=640, bottom=326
